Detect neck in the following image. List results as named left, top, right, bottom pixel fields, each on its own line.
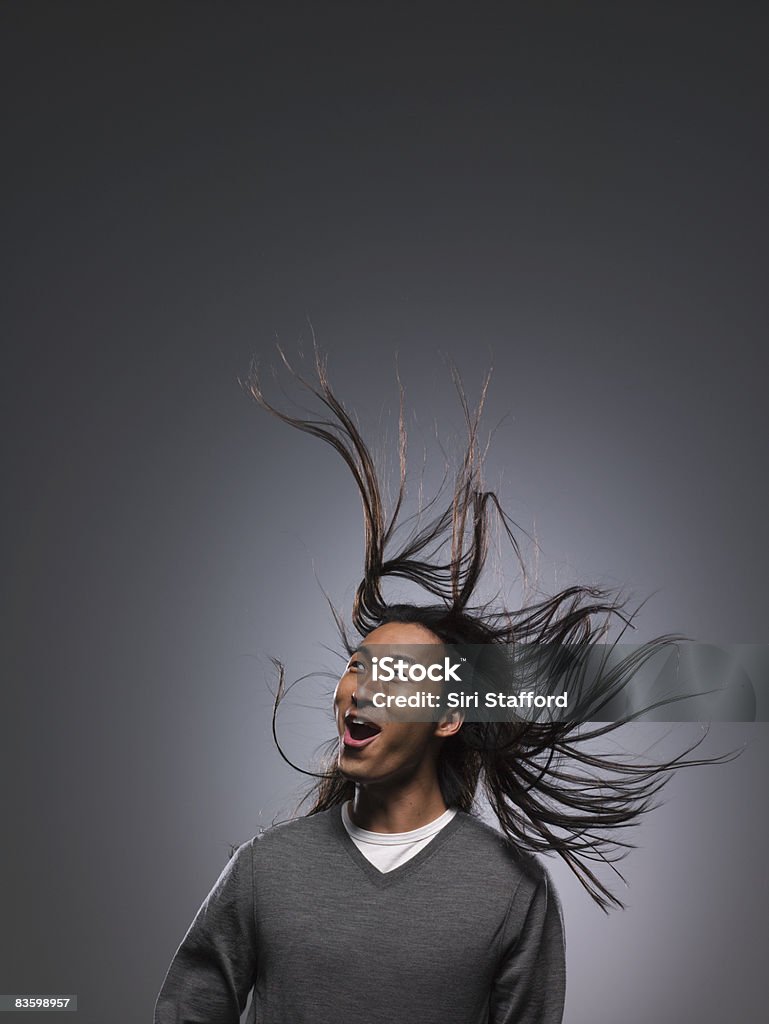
left=349, top=776, right=448, bottom=833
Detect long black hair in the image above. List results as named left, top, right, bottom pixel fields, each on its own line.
left=243, top=342, right=734, bottom=912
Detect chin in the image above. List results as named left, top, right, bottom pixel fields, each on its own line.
left=337, top=754, right=380, bottom=784
left=337, top=756, right=366, bottom=779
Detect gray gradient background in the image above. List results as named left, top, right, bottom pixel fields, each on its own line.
left=2, top=3, right=768, bottom=1023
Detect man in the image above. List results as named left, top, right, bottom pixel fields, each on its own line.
left=153, top=619, right=566, bottom=1023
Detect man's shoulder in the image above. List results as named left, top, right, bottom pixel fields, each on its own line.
left=451, top=812, right=554, bottom=893
left=246, top=806, right=339, bottom=854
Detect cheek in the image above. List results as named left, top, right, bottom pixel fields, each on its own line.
left=382, top=724, right=434, bottom=759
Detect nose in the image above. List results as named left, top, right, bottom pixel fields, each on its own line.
left=334, top=668, right=378, bottom=715
left=334, top=668, right=358, bottom=712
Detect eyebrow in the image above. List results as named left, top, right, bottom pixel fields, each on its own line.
left=356, top=645, right=419, bottom=666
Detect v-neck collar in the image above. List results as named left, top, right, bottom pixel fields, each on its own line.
left=330, top=802, right=468, bottom=889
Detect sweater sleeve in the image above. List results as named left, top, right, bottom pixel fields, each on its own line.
left=489, top=868, right=566, bottom=1024
left=153, top=840, right=257, bottom=1024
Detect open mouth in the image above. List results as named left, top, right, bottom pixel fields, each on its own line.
left=343, top=716, right=382, bottom=748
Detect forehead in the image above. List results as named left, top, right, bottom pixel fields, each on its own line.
left=362, top=621, right=442, bottom=647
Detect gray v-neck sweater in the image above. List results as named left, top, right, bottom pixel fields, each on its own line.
left=154, top=805, right=565, bottom=1023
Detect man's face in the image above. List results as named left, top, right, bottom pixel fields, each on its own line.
left=333, top=621, right=452, bottom=787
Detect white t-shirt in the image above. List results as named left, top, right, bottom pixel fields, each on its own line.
left=341, top=800, right=458, bottom=873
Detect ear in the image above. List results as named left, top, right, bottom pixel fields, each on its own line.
left=434, top=710, right=464, bottom=739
